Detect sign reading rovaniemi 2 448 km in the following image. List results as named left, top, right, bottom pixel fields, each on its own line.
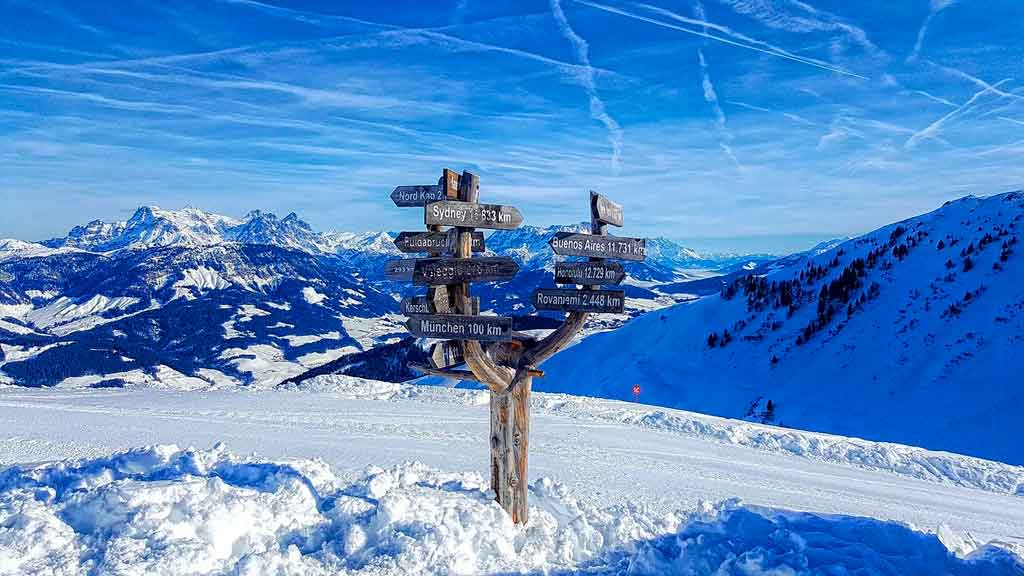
left=387, top=171, right=645, bottom=527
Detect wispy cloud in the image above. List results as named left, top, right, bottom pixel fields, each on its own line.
left=912, top=89, right=957, bottom=107
left=1000, top=117, right=1024, bottom=127
left=692, top=1, right=741, bottom=171
left=550, top=0, right=624, bottom=172
left=713, top=0, right=882, bottom=58
left=573, top=0, right=868, bottom=79
left=908, top=0, right=957, bottom=62
left=905, top=79, right=1013, bottom=149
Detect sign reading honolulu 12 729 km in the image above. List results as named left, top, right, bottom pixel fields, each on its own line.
left=554, top=261, right=625, bottom=285
left=549, top=232, right=646, bottom=261
left=426, top=200, right=523, bottom=230
left=407, top=314, right=512, bottom=342
left=533, top=288, right=626, bottom=313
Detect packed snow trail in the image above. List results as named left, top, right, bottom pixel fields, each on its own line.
left=1, top=379, right=1023, bottom=554
left=1, top=444, right=1021, bottom=575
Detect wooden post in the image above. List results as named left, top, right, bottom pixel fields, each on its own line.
left=447, top=172, right=515, bottom=516
left=510, top=370, right=532, bottom=523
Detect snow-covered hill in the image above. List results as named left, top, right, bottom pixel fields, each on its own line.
left=541, top=191, right=1024, bottom=464
left=0, top=206, right=726, bottom=388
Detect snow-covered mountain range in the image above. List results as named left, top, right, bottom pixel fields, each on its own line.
left=541, top=191, right=1024, bottom=464
left=0, top=206, right=733, bottom=388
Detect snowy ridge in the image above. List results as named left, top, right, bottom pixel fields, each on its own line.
left=542, top=191, right=1024, bottom=464
left=295, top=375, right=1024, bottom=497
left=0, top=444, right=1019, bottom=575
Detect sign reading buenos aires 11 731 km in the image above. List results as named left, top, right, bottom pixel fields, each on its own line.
left=548, top=231, right=646, bottom=261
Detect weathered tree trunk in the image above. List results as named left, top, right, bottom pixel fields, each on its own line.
left=510, top=373, right=532, bottom=523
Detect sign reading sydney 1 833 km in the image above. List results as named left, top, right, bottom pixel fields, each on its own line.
left=426, top=200, right=524, bottom=230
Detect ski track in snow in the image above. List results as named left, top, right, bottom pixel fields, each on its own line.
left=0, top=378, right=1023, bottom=558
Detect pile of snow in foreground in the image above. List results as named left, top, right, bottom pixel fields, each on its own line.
left=0, top=445, right=1021, bottom=576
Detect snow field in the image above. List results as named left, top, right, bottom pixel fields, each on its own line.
left=0, top=444, right=1021, bottom=576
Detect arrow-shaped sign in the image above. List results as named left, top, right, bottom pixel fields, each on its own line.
left=426, top=201, right=523, bottom=230
left=413, top=257, right=519, bottom=285
left=391, top=185, right=447, bottom=207
left=407, top=314, right=512, bottom=342
left=385, top=258, right=417, bottom=281
left=394, top=231, right=485, bottom=254
left=591, top=191, right=623, bottom=227
left=401, top=292, right=478, bottom=315
left=554, top=261, right=626, bottom=285
left=548, top=232, right=646, bottom=261
left=533, top=288, right=626, bottom=313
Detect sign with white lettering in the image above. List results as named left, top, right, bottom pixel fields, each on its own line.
left=413, top=257, right=519, bottom=285
left=407, top=314, right=513, bottom=342
left=532, top=288, right=626, bottom=313
left=385, top=258, right=417, bottom=281
left=394, top=231, right=485, bottom=253
left=554, top=261, right=625, bottom=285
left=548, top=232, right=646, bottom=261
left=425, top=201, right=523, bottom=230
left=391, top=185, right=446, bottom=207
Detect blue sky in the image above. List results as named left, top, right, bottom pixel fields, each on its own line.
left=1, top=0, right=1022, bottom=253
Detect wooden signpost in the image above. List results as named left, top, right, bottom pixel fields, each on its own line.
left=426, top=200, right=524, bottom=230
left=549, top=232, right=646, bottom=261
left=394, top=231, right=485, bottom=253
left=532, top=288, right=626, bottom=313
left=389, top=170, right=644, bottom=525
left=413, top=257, right=519, bottom=285
left=554, top=261, right=625, bottom=285
left=407, top=314, right=513, bottom=341
left=385, top=258, right=416, bottom=281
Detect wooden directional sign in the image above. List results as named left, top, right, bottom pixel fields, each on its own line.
left=385, top=258, right=416, bottom=281
left=533, top=288, right=626, bottom=313
left=401, top=293, right=478, bottom=315
left=554, top=261, right=626, bottom=285
left=426, top=201, right=523, bottom=230
left=591, top=191, right=623, bottom=227
left=391, top=185, right=447, bottom=207
left=394, top=231, right=484, bottom=254
left=413, top=257, right=519, bottom=285
left=430, top=340, right=465, bottom=369
left=407, top=314, right=513, bottom=342
left=549, top=232, right=646, bottom=261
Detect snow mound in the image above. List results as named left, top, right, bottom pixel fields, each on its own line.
left=1, top=445, right=1020, bottom=575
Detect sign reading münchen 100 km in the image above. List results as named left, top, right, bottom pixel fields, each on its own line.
left=406, top=314, right=513, bottom=342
